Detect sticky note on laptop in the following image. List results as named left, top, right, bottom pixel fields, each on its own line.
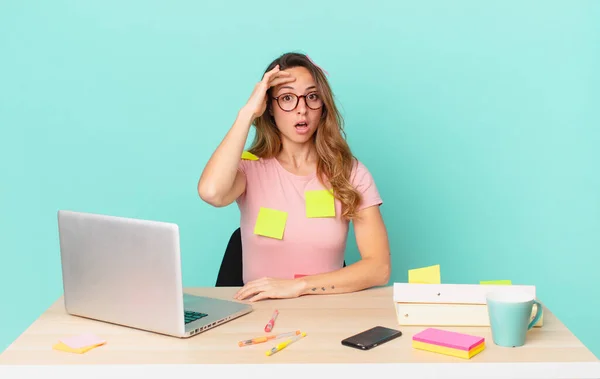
left=408, top=264, right=441, bottom=284
left=480, top=280, right=512, bottom=285
left=254, top=207, right=288, bottom=239
left=241, top=151, right=259, bottom=160
left=53, top=333, right=106, bottom=354
left=305, top=189, right=335, bottom=218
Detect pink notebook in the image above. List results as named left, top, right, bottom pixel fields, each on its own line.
left=412, top=328, right=484, bottom=351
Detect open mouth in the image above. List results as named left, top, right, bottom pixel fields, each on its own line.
left=294, top=121, right=310, bottom=135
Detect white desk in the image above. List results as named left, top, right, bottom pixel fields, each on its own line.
left=0, top=286, right=598, bottom=378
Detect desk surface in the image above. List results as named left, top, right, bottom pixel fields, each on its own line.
left=0, top=286, right=598, bottom=377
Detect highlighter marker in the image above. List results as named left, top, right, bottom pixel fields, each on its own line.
left=265, top=332, right=307, bottom=356
left=264, top=309, right=279, bottom=332
left=238, top=330, right=301, bottom=347
left=238, top=336, right=270, bottom=347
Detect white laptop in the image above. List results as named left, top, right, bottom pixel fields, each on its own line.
left=56, top=210, right=252, bottom=338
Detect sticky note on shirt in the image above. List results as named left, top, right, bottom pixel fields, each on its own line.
left=254, top=207, right=287, bottom=239
left=241, top=151, right=259, bottom=160
left=480, top=280, right=512, bottom=285
left=305, top=189, right=335, bottom=218
left=408, top=264, right=441, bottom=284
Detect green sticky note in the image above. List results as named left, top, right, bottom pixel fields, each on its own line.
left=241, top=151, right=259, bottom=160
left=408, top=264, right=441, bottom=284
left=253, top=207, right=287, bottom=239
left=305, top=189, right=335, bottom=218
left=480, top=280, right=512, bottom=285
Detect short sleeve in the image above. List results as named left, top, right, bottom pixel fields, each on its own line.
left=237, top=157, right=250, bottom=175
left=351, top=160, right=383, bottom=211
left=235, top=158, right=251, bottom=206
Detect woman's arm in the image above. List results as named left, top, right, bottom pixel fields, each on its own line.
left=198, top=65, right=295, bottom=207
left=233, top=205, right=391, bottom=301
left=297, top=205, right=391, bottom=295
left=197, top=108, right=252, bottom=207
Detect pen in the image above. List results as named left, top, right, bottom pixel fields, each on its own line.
left=265, top=332, right=307, bottom=356
left=264, top=309, right=279, bottom=332
left=237, top=330, right=301, bottom=347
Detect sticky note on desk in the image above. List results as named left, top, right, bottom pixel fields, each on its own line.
left=241, top=151, right=259, bottom=160
left=60, top=333, right=106, bottom=349
left=254, top=207, right=288, bottom=239
left=412, top=328, right=485, bottom=359
left=480, top=280, right=512, bottom=285
left=53, top=333, right=106, bottom=354
left=408, top=264, right=441, bottom=284
left=305, top=189, right=335, bottom=218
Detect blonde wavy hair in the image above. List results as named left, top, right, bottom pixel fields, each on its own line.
left=248, top=52, right=362, bottom=220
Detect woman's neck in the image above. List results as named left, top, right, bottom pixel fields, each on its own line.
left=278, top=142, right=316, bottom=165
left=277, top=140, right=318, bottom=174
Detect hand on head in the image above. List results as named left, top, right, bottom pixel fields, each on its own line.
left=244, top=65, right=296, bottom=121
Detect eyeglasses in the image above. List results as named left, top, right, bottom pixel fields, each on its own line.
left=272, top=92, right=323, bottom=112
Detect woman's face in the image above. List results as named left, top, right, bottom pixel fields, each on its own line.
left=270, top=66, right=324, bottom=145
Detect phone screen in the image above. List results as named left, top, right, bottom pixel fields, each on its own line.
left=341, top=326, right=402, bottom=350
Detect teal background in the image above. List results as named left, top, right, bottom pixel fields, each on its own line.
left=1, top=1, right=598, bottom=357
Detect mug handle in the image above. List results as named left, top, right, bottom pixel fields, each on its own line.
left=527, top=300, right=543, bottom=330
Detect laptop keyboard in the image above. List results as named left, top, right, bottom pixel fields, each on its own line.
left=184, top=311, right=208, bottom=324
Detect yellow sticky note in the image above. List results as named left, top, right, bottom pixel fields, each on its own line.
left=305, top=189, right=335, bottom=218
left=480, top=280, right=512, bottom=285
left=408, top=264, right=441, bottom=284
left=241, top=151, right=259, bottom=160
left=254, top=207, right=288, bottom=239
left=52, top=341, right=105, bottom=354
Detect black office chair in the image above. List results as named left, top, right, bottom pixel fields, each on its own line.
left=215, top=228, right=245, bottom=287
left=215, top=227, right=347, bottom=287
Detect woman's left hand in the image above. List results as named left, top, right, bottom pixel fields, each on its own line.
left=234, top=277, right=305, bottom=302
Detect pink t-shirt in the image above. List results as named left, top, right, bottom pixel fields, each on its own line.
left=236, top=157, right=382, bottom=284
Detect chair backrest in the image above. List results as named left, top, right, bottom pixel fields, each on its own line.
left=215, top=227, right=347, bottom=287
left=215, top=228, right=244, bottom=287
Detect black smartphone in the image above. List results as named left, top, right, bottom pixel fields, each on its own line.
left=341, top=326, right=402, bottom=350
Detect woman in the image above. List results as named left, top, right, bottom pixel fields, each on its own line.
left=198, top=52, right=390, bottom=302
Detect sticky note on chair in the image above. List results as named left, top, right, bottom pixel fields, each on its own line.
left=408, top=264, right=441, bottom=284
left=241, top=151, right=259, bottom=160
left=305, top=189, right=335, bottom=218
left=254, top=207, right=287, bottom=239
left=480, top=280, right=512, bottom=285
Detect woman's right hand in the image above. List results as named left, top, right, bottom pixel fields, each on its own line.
left=242, top=65, right=296, bottom=121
